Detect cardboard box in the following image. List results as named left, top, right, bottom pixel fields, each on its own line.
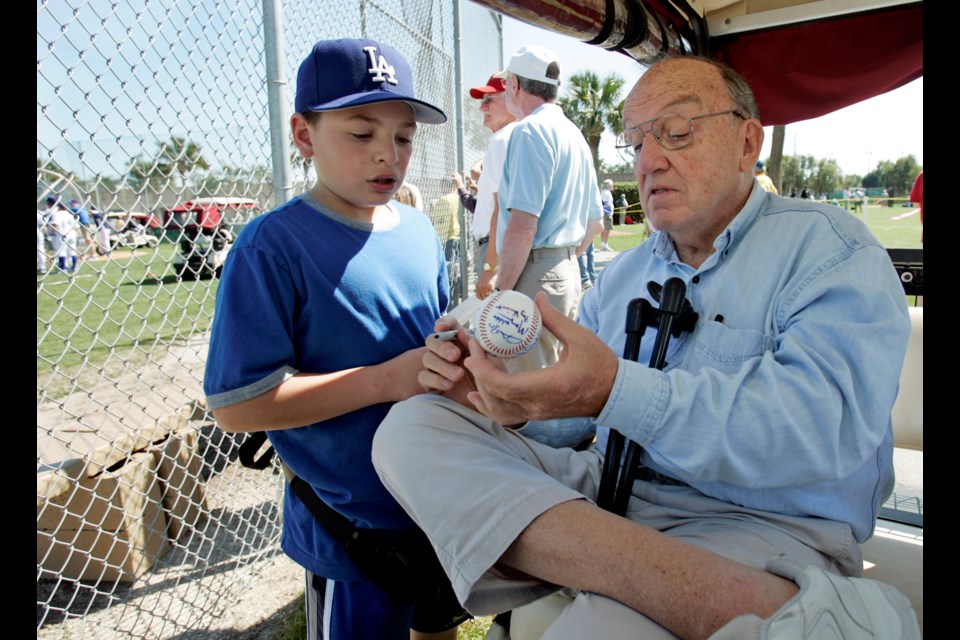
left=151, top=429, right=207, bottom=540
left=37, top=452, right=170, bottom=583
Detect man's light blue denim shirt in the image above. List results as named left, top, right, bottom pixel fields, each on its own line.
left=521, top=183, right=910, bottom=542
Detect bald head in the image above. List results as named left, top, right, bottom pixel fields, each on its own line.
left=626, top=57, right=759, bottom=128
left=620, top=57, right=765, bottom=267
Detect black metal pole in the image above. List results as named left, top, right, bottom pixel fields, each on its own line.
left=610, top=278, right=687, bottom=515
left=596, top=297, right=651, bottom=510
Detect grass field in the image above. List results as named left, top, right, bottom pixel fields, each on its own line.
left=609, top=202, right=923, bottom=253
left=36, top=241, right=219, bottom=399
left=848, top=203, right=923, bottom=249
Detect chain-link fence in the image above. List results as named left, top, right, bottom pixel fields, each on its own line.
left=37, top=1, right=502, bottom=636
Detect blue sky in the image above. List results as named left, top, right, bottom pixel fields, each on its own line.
left=38, top=6, right=921, bottom=181
left=501, top=16, right=923, bottom=176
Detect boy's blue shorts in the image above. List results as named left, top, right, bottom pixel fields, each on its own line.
left=305, top=571, right=417, bottom=640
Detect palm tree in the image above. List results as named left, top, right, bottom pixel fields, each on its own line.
left=156, top=136, right=210, bottom=189
left=558, top=71, right=626, bottom=176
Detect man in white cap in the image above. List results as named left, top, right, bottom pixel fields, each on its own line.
left=454, top=72, right=518, bottom=299
left=493, top=45, right=603, bottom=371
left=599, top=178, right=615, bottom=251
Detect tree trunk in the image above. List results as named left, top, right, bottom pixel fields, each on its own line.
left=589, top=134, right=602, bottom=179
left=769, top=125, right=785, bottom=192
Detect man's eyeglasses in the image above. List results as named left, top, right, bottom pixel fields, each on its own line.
left=480, top=94, right=504, bottom=107
left=615, top=109, right=745, bottom=162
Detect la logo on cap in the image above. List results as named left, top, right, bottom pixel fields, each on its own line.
left=363, top=46, right=398, bottom=85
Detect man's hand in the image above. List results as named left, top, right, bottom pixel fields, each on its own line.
left=476, top=270, right=498, bottom=299
left=464, top=292, right=619, bottom=425
left=451, top=171, right=465, bottom=190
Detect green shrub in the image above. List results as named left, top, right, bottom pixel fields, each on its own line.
left=611, top=181, right=643, bottom=223
left=612, top=181, right=639, bottom=206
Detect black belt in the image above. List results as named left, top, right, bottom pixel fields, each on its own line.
left=478, top=236, right=489, bottom=246
left=634, top=466, right=689, bottom=487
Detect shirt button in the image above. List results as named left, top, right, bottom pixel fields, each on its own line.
left=692, top=275, right=700, bottom=284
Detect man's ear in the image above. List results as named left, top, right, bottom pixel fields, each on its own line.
left=290, top=113, right=315, bottom=159
left=508, top=74, right=520, bottom=96
left=739, top=118, right=765, bottom=172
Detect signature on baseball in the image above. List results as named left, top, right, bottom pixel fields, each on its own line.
left=489, top=304, right=533, bottom=345
left=473, top=289, right=542, bottom=358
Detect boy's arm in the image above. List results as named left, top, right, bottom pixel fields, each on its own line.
left=213, top=346, right=427, bottom=433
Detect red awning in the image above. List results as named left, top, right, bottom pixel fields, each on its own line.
left=712, top=5, right=923, bottom=125
left=476, top=0, right=922, bottom=126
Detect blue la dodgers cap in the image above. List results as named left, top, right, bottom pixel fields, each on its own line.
left=295, top=38, right=447, bottom=125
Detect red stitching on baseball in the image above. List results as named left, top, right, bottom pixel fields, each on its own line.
left=474, top=291, right=540, bottom=358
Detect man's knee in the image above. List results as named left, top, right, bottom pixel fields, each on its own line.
left=372, top=398, right=427, bottom=475
left=372, top=395, right=469, bottom=476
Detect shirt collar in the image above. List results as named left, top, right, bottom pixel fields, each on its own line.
left=526, top=102, right=558, bottom=120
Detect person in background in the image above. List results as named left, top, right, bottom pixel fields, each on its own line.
left=429, top=185, right=463, bottom=298
left=598, top=178, right=615, bottom=250
left=69, top=199, right=96, bottom=258
left=452, top=159, right=483, bottom=215
left=465, top=72, right=519, bottom=298
left=493, top=45, right=602, bottom=371
left=49, top=201, right=80, bottom=274
left=90, top=205, right=112, bottom=257
left=395, top=181, right=423, bottom=210
left=910, top=170, right=923, bottom=244
left=753, top=160, right=777, bottom=193
left=615, top=192, right=628, bottom=226
left=38, top=207, right=49, bottom=274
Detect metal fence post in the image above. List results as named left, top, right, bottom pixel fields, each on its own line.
left=263, top=0, right=294, bottom=208
left=452, top=0, right=469, bottom=302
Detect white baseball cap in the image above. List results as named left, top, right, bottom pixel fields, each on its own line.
left=506, top=45, right=560, bottom=86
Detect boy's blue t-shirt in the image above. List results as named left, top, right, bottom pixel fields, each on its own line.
left=204, top=193, right=449, bottom=581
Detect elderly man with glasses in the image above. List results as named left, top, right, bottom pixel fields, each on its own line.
left=373, top=56, right=919, bottom=639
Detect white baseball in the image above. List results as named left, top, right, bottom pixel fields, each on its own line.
left=473, top=290, right=542, bottom=358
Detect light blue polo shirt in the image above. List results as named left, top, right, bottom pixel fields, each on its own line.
left=498, top=103, right=602, bottom=249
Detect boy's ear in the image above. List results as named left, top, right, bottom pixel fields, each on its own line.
left=290, top=113, right=315, bottom=159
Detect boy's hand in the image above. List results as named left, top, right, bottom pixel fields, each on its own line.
left=420, top=318, right=478, bottom=408
left=385, top=347, right=433, bottom=402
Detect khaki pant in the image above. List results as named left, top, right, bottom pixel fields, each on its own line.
left=372, top=394, right=863, bottom=636
left=509, top=246, right=580, bottom=373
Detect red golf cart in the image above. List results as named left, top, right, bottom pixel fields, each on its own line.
left=163, top=197, right=259, bottom=279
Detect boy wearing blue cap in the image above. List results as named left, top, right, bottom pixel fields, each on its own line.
left=204, top=39, right=461, bottom=639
